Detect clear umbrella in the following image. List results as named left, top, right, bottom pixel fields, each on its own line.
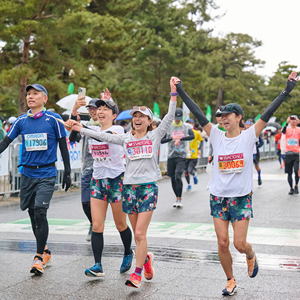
left=56, top=94, right=92, bottom=114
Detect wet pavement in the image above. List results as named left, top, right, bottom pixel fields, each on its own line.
left=0, top=160, right=299, bottom=299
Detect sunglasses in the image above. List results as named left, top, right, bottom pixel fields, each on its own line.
left=219, top=105, right=240, bottom=114
left=133, top=106, right=147, bottom=111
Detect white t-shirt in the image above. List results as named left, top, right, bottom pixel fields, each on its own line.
left=207, top=125, right=257, bottom=197
left=89, top=125, right=125, bottom=179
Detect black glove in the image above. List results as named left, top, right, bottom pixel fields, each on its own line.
left=283, top=78, right=297, bottom=97
left=62, top=172, right=71, bottom=192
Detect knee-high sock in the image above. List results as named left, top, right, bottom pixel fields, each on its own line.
left=119, top=226, right=132, bottom=255
left=92, top=231, right=104, bottom=264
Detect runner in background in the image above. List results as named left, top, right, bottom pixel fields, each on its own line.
left=275, top=127, right=284, bottom=169
left=161, top=108, right=194, bottom=207
left=69, top=97, right=100, bottom=241
left=0, top=84, right=71, bottom=275
left=208, top=109, right=226, bottom=164
left=282, top=115, right=300, bottom=195
left=64, top=78, right=178, bottom=289
left=184, top=119, right=202, bottom=191
left=173, top=72, right=298, bottom=296
left=245, top=120, right=264, bottom=186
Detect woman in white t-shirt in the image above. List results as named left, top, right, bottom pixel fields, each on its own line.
left=173, top=72, right=298, bottom=296
left=82, top=92, right=134, bottom=278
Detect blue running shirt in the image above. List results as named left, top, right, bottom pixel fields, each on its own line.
left=7, top=111, right=66, bottom=178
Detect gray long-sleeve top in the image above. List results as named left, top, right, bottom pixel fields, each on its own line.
left=80, top=101, right=176, bottom=184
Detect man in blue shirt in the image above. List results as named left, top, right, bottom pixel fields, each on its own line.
left=0, top=84, right=71, bottom=275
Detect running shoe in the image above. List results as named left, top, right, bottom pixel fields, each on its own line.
left=86, top=224, right=92, bottom=242
left=30, top=257, right=44, bottom=275
left=258, top=177, right=262, bottom=185
left=42, top=251, right=52, bottom=267
left=176, top=200, right=183, bottom=208
left=120, top=250, right=135, bottom=274
left=125, top=272, right=142, bottom=288
left=289, top=188, right=294, bottom=195
left=247, top=253, right=259, bottom=278
left=173, top=200, right=179, bottom=207
left=144, top=252, right=154, bottom=280
left=280, top=164, right=283, bottom=169
left=186, top=184, right=192, bottom=191
left=193, top=173, right=198, bottom=185
left=222, top=278, right=237, bottom=296
left=294, top=186, right=299, bottom=194
left=85, top=263, right=105, bottom=277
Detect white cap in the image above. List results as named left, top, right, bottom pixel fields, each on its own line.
left=8, top=116, right=17, bottom=124
left=130, top=107, right=153, bottom=120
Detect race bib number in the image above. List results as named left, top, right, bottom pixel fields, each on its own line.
left=218, top=153, right=244, bottom=174
left=89, top=144, right=111, bottom=161
left=287, top=138, right=298, bottom=146
left=126, top=140, right=153, bottom=160
left=24, top=133, right=48, bottom=151
left=171, top=131, right=184, bottom=138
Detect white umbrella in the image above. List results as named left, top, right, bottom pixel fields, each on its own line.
left=56, top=94, right=92, bottom=114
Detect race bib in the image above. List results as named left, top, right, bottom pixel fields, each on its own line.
left=126, top=140, right=153, bottom=160
left=218, top=153, right=244, bottom=174
left=171, top=131, right=184, bottom=138
left=287, top=138, right=298, bottom=146
left=89, top=144, right=111, bottom=161
left=24, top=133, right=48, bottom=151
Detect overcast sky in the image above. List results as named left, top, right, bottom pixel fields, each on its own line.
left=204, top=0, right=300, bottom=79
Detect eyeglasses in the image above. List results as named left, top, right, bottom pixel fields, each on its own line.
left=133, top=106, right=147, bottom=111
left=87, top=107, right=97, bottom=111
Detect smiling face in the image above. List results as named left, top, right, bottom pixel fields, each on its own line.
left=132, top=111, right=152, bottom=133
left=97, top=105, right=116, bottom=126
left=87, top=106, right=98, bottom=121
left=221, top=113, right=242, bottom=132
left=26, top=88, right=48, bottom=111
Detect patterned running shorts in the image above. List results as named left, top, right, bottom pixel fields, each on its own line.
left=122, top=183, right=158, bottom=215
left=90, top=173, right=124, bottom=203
left=210, top=192, right=253, bottom=223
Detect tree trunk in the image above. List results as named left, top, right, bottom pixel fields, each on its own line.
left=213, top=85, right=224, bottom=123
left=18, top=37, right=30, bottom=115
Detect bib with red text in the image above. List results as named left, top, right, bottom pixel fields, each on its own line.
left=218, top=153, right=244, bottom=174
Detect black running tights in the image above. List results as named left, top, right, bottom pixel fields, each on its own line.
left=171, top=173, right=183, bottom=197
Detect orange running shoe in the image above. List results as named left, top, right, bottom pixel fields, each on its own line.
left=222, top=278, right=237, bottom=296
left=247, top=252, right=259, bottom=278
left=30, top=257, right=44, bottom=275
left=144, top=252, right=154, bottom=280
left=42, top=251, right=52, bottom=267
left=125, top=273, right=142, bottom=288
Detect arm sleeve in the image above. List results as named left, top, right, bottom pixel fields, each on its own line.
left=208, top=143, right=213, bottom=156
left=181, top=128, right=194, bottom=141
left=58, top=137, right=71, bottom=174
left=258, top=135, right=264, bottom=148
left=161, top=134, right=172, bottom=144
left=0, top=136, right=13, bottom=153
left=80, top=127, right=125, bottom=145
left=260, top=78, right=297, bottom=123
left=69, top=114, right=82, bottom=143
left=176, top=81, right=209, bottom=127
left=282, top=124, right=288, bottom=134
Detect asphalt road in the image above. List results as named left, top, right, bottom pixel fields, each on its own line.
left=0, top=160, right=299, bottom=300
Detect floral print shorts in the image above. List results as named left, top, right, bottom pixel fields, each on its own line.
left=122, top=183, right=158, bottom=215
left=90, top=173, right=124, bottom=203
left=210, top=192, right=253, bottom=223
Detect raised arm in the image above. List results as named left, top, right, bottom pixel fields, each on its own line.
left=65, top=119, right=125, bottom=145
left=255, top=71, right=298, bottom=137
left=174, top=79, right=212, bottom=136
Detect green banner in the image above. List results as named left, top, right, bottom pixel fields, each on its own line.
left=206, top=105, right=212, bottom=122
left=67, top=83, right=74, bottom=94
left=153, top=102, right=160, bottom=119
left=282, top=121, right=287, bottom=127
left=254, top=114, right=261, bottom=123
